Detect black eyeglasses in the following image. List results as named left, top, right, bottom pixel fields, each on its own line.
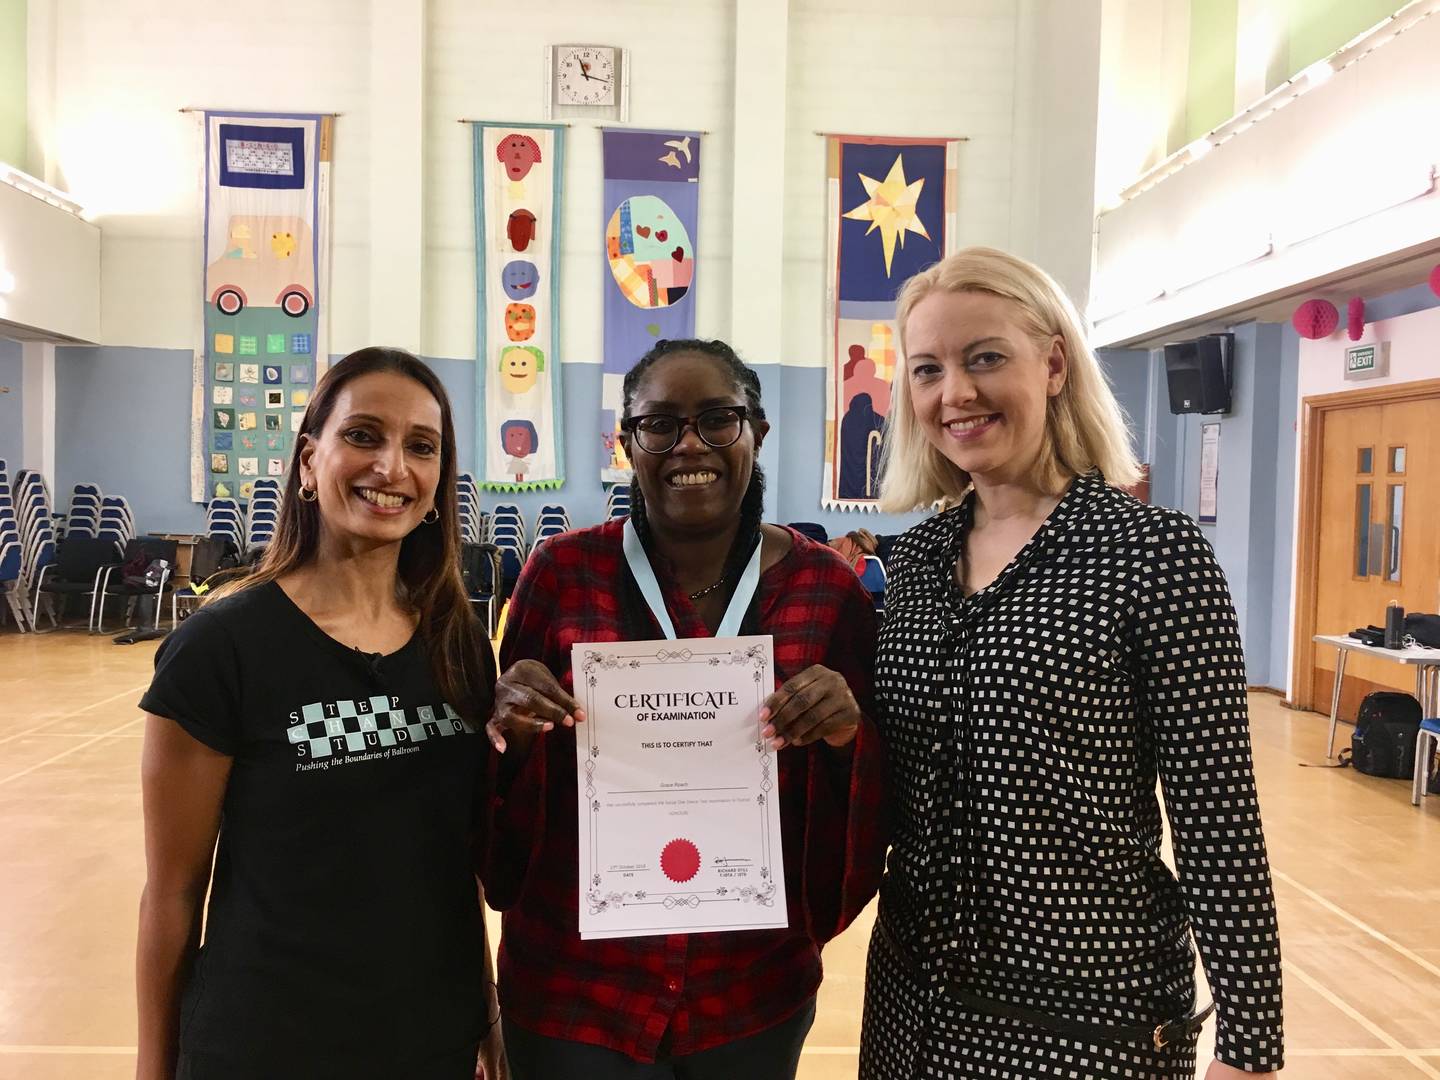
left=620, top=406, right=749, bottom=454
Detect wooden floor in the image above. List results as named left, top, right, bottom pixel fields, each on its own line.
left=2, top=631, right=1439, bottom=1079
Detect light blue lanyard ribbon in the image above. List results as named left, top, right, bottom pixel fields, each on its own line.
left=622, top=519, right=763, bottom=640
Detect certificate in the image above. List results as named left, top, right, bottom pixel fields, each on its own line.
left=572, top=635, right=789, bottom=940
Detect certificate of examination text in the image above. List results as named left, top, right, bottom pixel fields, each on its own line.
left=572, top=636, right=789, bottom=940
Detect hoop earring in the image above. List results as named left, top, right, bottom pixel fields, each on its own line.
left=299, top=486, right=318, bottom=503
left=423, top=507, right=440, bottom=524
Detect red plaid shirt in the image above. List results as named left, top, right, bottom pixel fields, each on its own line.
left=484, top=521, right=886, bottom=1062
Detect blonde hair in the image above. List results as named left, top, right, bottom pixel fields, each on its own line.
left=878, top=247, right=1140, bottom=513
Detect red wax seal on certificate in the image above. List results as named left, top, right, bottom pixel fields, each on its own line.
left=661, top=838, right=701, bottom=883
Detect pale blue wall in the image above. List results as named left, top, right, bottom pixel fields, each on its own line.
left=1112, top=326, right=1300, bottom=688
left=1156, top=322, right=1290, bottom=686
left=1097, top=348, right=1152, bottom=461
left=41, top=282, right=1440, bottom=684
left=0, top=338, right=22, bottom=474
left=1268, top=326, right=1300, bottom=688
left=1148, top=347, right=1183, bottom=512
left=47, top=348, right=927, bottom=539
left=54, top=346, right=207, bottom=532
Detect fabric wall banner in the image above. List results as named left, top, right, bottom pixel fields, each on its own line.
left=600, top=128, right=702, bottom=484
left=474, top=123, right=566, bottom=491
left=823, top=135, right=957, bottom=511
left=193, top=112, right=332, bottom=502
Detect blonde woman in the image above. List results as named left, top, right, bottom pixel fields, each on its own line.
left=859, top=248, right=1283, bottom=1079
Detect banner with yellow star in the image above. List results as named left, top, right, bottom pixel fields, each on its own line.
left=823, top=135, right=958, bottom=511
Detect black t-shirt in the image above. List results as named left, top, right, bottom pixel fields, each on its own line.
left=140, top=582, right=489, bottom=1075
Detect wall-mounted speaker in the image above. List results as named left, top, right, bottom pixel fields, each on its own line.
left=1164, top=333, right=1233, bottom=414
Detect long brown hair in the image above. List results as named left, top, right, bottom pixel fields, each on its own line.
left=210, top=347, right=494, bottom=724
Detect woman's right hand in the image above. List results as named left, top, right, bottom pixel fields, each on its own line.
left=486, top=659, right=585, bottom=754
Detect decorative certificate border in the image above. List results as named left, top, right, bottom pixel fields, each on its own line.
left=579, top=642, right=776, bottom=922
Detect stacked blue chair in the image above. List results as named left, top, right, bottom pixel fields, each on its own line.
left=0, top=460, right=30, bottom=630
left=64, top=483, right=104, bottom=538
left=487, top=503, right=527, bottom=598
left=97, top=496, right=136, bottom=547
left=0, top=539, right=25, bottom=631
left=91, top=497, right=136, bottom=629
left=457, top=473, right=482, bottom=545
left=171, top=496, right=245, bottom=625
left=16, top=473, right=58, bottom=612
left=606, top=483, right=631, bottom=519
left=488, top=502, right=526, bottom=545
left=247, top=480, right=282, bottom=551
left=532, top=503, right=571, bottom=551
left=206, top=497, right=244, bottom=552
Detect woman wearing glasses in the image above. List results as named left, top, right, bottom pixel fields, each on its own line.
left=483, top=338, right=887, bottom=1079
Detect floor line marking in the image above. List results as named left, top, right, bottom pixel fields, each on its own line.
left=0, top=1045, right=138, bottom=1055
left=1287, top=1049, right=1440, bottom=1056
left=1274, top=868, right=1440, bottom=983
left=0, top=683, right=146, bottom=746
left=0, top=717, right=142, bottom=788
left=1283, top=957, right=1440, bottom=1078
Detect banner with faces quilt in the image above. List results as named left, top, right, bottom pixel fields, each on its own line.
left=822, top=135, right=958, bottom=511
left=194, top=112, right=332, bottom=502
left=600, top=128, right=702, bottom=484
left=474, top=123, right=566, bottom=491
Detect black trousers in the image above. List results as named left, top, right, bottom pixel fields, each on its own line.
left=502, top=998, right=817, bottom=1080
left=175, top=1041, right=480, bottom=1080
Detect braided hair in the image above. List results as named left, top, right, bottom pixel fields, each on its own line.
left=621, top=339, right=767, bottom=588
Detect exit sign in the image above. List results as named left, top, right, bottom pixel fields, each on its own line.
left=1344, top=341, right=1389, bottom=381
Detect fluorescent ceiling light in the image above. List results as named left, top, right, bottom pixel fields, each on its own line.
left=1297, top=59, right=1335, bottom=88
left=1182, top=138, right=1213, bottom=162
left=0, top=165, right=86, bottom=217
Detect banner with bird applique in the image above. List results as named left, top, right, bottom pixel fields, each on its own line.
left=600, top=128, right=702, bottom=484
left=474, top=122, right=567, bottom=491
left=193, top=112, right=333, bottom=502
left=822, top=135, right=958, bottom=511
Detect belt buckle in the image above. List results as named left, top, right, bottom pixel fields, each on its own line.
left=1152, top=1023, right=1169, bottom=1051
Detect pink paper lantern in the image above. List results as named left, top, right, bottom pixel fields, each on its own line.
left=1292, top=298, right=1339, bottom=339
left=1347, top=296, right=1365, bottom=341
left=1429, top=263, right=1440, bottom=297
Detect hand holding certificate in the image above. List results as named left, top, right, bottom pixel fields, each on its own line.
left=573, top=635, right=790, bottom=940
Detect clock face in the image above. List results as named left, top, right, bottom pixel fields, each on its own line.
left=556, top=46, right=616, bottom=107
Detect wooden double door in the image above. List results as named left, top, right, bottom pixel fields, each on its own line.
left=1304, top=388, right=1440, bottom=717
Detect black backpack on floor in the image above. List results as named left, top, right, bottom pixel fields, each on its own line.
left=1341, top=692, right=1420, bottom=779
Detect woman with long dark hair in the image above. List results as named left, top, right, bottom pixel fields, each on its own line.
left=135, top=348, right=496, bottom=1079
left=484, top=339, right=887, bottom=1079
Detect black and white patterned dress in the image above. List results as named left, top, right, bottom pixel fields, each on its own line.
left=860, top=472, right=1284, bottom=1079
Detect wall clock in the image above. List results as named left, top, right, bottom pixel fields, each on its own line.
left=546, top=44, right=630, bottom=121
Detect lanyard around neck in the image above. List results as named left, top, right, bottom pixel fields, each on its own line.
left=622, top=519, right=764, bottom=640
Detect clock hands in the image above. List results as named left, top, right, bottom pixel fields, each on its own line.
left=576, top=59, right=612, bottom=85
